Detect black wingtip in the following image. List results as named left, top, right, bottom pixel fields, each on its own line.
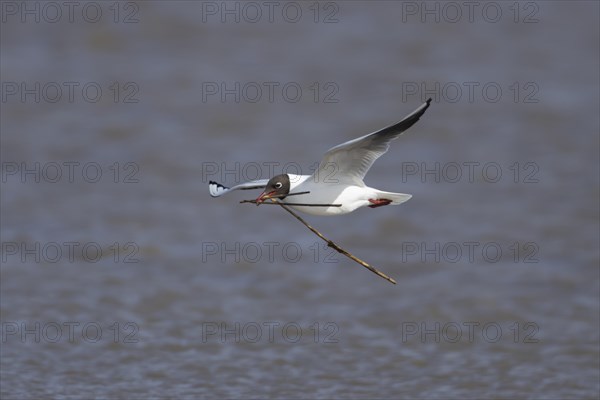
left=423, top=98, right=432, bottom=113
left=377, top=98, right=432, bottom=136
left=209, top=180, right=228, bottom=188
left=209, top=180, right=230, bottom=197
left=420, top=98, right=432, bottom=113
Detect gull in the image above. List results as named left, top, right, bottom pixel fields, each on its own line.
left=209, top=98, right=431, bottom=216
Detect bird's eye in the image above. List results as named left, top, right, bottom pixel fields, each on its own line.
left=275, top=182, right=283, bottom=189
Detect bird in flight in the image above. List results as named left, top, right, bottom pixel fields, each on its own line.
left=210, top=98, right=432, bottom=216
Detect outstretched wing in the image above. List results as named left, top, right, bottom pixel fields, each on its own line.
left=209, top=179, right=269, bottom=197
left=316, top=98, right=431, bottom=184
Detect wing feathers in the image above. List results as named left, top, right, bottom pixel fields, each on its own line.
left=316, top=99, right=431, bottom=184
left=209, top=179, right=269, bottom=197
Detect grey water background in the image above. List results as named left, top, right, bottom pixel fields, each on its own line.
left=1, top=1, right=598, bottom=399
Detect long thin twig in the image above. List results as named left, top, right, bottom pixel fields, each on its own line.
left=240, top=199, right=341, bottom=207
left=271, top=191, right=311, bottom=197
left=242, top=198, right=397, bottom=285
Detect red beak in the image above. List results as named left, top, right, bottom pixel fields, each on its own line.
left=255, top=190, right=276, bottom=204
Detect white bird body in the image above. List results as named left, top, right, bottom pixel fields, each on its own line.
left=283, top=175, right=411, bottom=216
left=209, top=99, right=431, bottom=216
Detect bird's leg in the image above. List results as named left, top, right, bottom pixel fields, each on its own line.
left=368, top=199, right=392, bottom=208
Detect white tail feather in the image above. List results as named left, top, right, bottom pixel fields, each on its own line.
left=375, top=190, right=412, bottom=205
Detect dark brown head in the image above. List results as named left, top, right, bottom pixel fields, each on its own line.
left=255, top=174, right=290, bottom=204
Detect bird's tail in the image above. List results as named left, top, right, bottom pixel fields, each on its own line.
left=375, top=190, right=412, bottom=205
